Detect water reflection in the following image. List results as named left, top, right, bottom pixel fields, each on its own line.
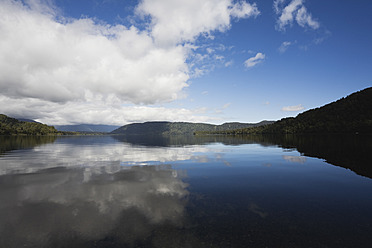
left=0, top=134, right=372, bottom=247
left=0, top=135, right=56, bottom=155
left=1, top=134, right=372, bottom=178
left=245, top=134, right=372, bottom=178
left=113, top=134, right=264, bottom=147
left=282, top=155, right=307, bottom=164
left=0, top=136, right=225, bottom=247
left=0, top=136, right=212, bottom=175
left=116, top=134, right=372, bottom=179
left=0, top=164, right=189, bottom=247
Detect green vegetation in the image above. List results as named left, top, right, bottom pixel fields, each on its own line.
left=196, top=87, right=372, bottom=135
left=4, top=87, right=371, bottom=136
left=0, top=114, right=59, bottom=135
left=110, top=121, right=273, bottom=135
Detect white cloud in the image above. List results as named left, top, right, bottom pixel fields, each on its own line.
left=278, top=41, right=292, bottom=53
left=214, top=55, right=225, bottom=61
left=0, top=0, right=260, bottom=124
left=0, top=95, right=213, bottom=125
left=230, top=1, right=260, bottom=19
left=0, top=0, right=189, bottom=105
left=206, top=48, right=214, bottom=54
left=274, top=0, right=319, bottom=31
left=224, top=60, right=234, bottom=67
left=244, top=52, right=265, bottom=68
left=273, top=0, right=285, bottom=14
left=214, top=102, right=232, bottom=115
left=295, top=5, right=320, bottom=29
left=136, top=0, right=260, bottom=46
left=281, top=104, right=304, bottom=112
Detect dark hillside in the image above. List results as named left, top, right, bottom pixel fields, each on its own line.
left=111, top=121, right=274, bottom=135
left=265, top=87, right=372, bottom=134
left=0, top=114, right=58, bottom=135
left=201, top=87, right=372, bottom=135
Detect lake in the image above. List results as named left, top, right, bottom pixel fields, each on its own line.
left=0, top=134, right=372, bottom=248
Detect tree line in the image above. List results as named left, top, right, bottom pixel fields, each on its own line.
left=0, top=114, right=58, bottom=135
left=196, top=87, right=372, bottom=135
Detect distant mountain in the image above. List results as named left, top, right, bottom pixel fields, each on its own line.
left=0, top=114, right=58, bottom=135
left=111, top=121, right=274, bottom=135
left=55, top=124, right=120, bottom=133
left=201, top=87, right=372, bottom=135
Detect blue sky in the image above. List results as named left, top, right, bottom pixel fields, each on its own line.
left=0, top=0, right=371, bottom=125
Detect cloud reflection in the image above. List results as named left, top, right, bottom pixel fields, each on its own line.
left=0, top=164, right=189, bottom=247
left=0, top=137, right=211, bottom=175
left=282, top=155, right=307, bottom=164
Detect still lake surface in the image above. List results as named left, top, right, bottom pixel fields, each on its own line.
left=0, top=134, right=372, bottom=248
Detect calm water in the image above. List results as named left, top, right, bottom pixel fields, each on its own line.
left=0, top=135, right=372, bottom=248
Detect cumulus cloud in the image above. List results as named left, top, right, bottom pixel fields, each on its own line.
left=136, top=0, right=260, bottom=46
left=274, top=0, right=319, bottom=31
left=281, top=104, right=304, bottom=112
left=0, top=0, right=188, bottom=105
left=230, top=1, right=260, bottom=19
left=244, top=52, right=265, bottom=68
left=0, top=0, right=259, bottom=124
left=0, top=95, right=213, bottom=125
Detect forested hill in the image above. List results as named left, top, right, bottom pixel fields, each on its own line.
left=201, top=87, right=372, bottom=135
left=0, top=114, right=58, bottom=135
left=110, top=121, right=273, bottom=135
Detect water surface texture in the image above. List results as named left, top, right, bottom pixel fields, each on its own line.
left=0, top=135, right=371, bottom=248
